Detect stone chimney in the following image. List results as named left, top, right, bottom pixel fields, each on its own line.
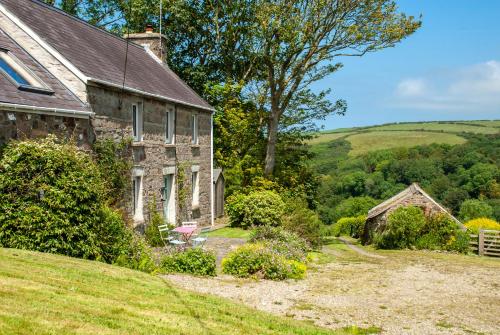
left=124, top=25, right=168, bottom=63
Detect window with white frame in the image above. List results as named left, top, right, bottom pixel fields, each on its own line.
left=165, top=106, right=175, bottom=144
left=132, top=102, right=143, bottom=142
left=191, top=114, right=198, bottom=145
left=132, top=167, right=144, bottom=222
left=0, top=48, right=52, bottom=94
left=191, top=165, right=200, bottom=208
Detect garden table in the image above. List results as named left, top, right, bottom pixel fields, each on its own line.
left=173, top=226, right=197, bottom=245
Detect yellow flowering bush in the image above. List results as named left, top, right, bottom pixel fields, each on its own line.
left=464, top=218, right=500, bottom=234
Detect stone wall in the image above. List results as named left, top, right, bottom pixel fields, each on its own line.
left=87, top=84, right=212, bottom=229
left=0, top=110, right=91, bottom=147
left=363, top=191, right=447, bottom=244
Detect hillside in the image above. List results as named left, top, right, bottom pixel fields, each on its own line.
left=308, top=120, right=500, bottom=225
left=309, top=120, right=500, bottom=155
left=0, top=248, right=336, bottom=335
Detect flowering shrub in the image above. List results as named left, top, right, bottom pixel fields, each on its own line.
left=374, top=206, right=426, bottom=249
left=464, top=218, right=500, bottom=234
left=160, top=248, right=216, bottom=277
left=226, top=190, right=285, bottom=228
left=221, top=243, right=306, bottom=280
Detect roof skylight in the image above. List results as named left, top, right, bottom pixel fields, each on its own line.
left=0, top=48, right=53, bottom=94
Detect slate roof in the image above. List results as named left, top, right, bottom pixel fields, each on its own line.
left=0, top=0, right=213, bottom=111
left=367, top=183, right=461, bottom=224
left=0, top=27, right=89, bottom=112
left=213, top=168, right=223, bottom=182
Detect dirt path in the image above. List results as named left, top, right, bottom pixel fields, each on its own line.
left=337, top=237, right=386, bottom=259
left=164, top=238, right=500, bottom=335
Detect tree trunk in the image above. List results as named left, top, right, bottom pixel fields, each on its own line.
left=264, top=114, right=279, bottom=177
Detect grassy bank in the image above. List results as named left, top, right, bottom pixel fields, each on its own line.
left=0, top=248, right=336, bottom=335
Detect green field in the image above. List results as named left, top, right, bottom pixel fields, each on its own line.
left=0, top=248, right=336, bottom=335
left=346, top=131, right=467, bottom=156
left=309, top=120, right=499, bottom=155
left=207, top=227, right=252, bottom=239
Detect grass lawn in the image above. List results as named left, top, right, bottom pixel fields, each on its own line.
left=345, top=131, right=467, bottom=156
left=207, top=227, right=252, bottom=239
left=0, top=248, right=338, bottom=335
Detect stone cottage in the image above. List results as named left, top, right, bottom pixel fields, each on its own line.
left=0, top=0, right=215, bottom=228
left=362, top=183, right=461, bottom=244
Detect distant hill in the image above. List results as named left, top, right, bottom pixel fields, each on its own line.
left=309, top=120, right=500, bottom=156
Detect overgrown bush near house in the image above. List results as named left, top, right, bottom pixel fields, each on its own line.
left=226, top=190, right=285, bottom=228
left=159, top=248, right=216, bottom=277
left=221, top=243, right=306, bottom=280
left=415, top=214, right=460, bottom=250
left=374, top=206, right=426, bottom=249
left=445, top=230, right=470, bottom=254
left=0, top=136, right=126, bottom=260
left=250, top=226, right=308, bottom=262
left=0, top=136, right=158, bottom=272
left=464, top=218, right=500, bottom=234
left=332, top=215, right=366, bottom=238
left=92, top=138, right=132, bottom=205
left=144, top=199, right=164, bottom=247
left=459, top=199, right=494, bottom=222
left=282, top=198, right=323, bottom=249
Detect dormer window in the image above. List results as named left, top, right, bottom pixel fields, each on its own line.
left=0, top=48, right=52, bottom=94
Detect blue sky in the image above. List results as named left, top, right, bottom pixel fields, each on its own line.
left=317, top=0, right=500, bottom=130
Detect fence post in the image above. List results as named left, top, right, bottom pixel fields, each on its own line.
left=478, top=230, right=485, bottom=256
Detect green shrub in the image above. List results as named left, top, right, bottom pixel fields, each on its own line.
left=0, top=136, right=128, bottom=260
left=459, top=199, right=494, bottom=222
left=92, top=138, right=132, bottom=205
left=374, top=206, right=426, bottom=249
left=250, top=226, right=308, bottom=262
left=144, top=199, right=164, bottom=247
left=160, top=248, right=216, bottom=277
left=226, top=190, right=285, bottom=228
left=464, top=218, right=500, bottom=234
left=445, top=230, right=470, bottom=254
left=334, top=196, right=378, bottom=222
left=415, top=213, right=460, bottom=250
left=113, top=236, right=157, bottom=273
left=282, top=198, right=323, bottom=249
left=221, top=243, right=306, bottom=280
left=332, top=215, right=366, bottom=238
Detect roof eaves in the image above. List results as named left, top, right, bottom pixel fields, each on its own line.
left=88, top=77, right=215, bottom=113
left=0, top=101, right=93, bottom=118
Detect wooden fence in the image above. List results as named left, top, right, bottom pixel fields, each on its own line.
left=469, top=230, right=500, bottom=257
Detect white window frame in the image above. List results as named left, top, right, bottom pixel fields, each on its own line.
left=132, top=102, right=143, bottom=142
left=0, top=47, right=52, bottom=94
left=132, top=167, right=144, bottom=223
left=191, top=113, right=199, bottom=145
left=165, top=106, right=175, bottom=144
left=191, top=165, right=200, bottom=208
left=162, top=166, right=176, bottom=225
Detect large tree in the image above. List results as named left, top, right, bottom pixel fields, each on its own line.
left=251, top=0, right=420, bottom=176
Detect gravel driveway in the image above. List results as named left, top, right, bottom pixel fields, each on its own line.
left=164, top=238, right=500, bottom=335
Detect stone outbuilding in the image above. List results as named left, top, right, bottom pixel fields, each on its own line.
left=362, top=183, right=461, bottom=244
left=0, top=0, right=215, bottom=229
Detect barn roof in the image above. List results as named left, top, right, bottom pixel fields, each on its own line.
left=367, top=183, right=461, bottom=224
left=213, top=168, right=223, bottom=182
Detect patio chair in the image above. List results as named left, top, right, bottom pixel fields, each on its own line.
left=158, top=224, right=173, bottom=247
left=168, top=230, right=187, bottom=249
left=192, top=226, right=210, bottom=248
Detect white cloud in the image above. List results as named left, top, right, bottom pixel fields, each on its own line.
left=396, top=78, right=427, bottom=97
left=392, top=60, right=500, bottom=113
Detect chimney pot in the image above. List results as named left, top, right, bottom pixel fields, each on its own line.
left=145, top=24, right=154, bottom=33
